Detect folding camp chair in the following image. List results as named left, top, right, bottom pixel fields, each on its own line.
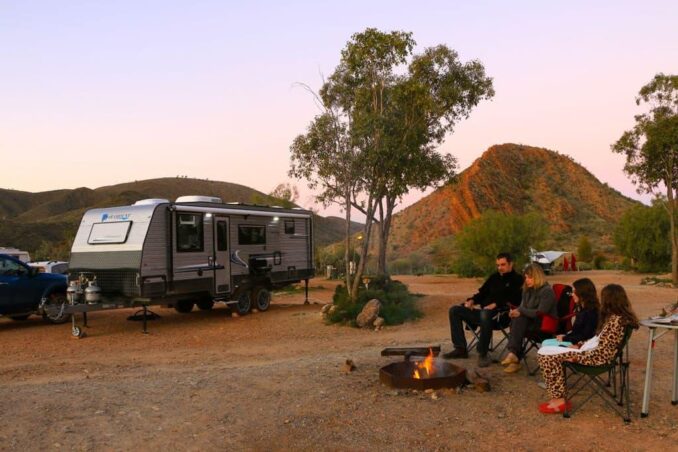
left=465, top=309, right=511, bottom=359
left=519, top=284, right=575, bottom=375
left=562, top=326, right=634, bottom=423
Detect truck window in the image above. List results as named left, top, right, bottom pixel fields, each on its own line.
left=176, top=213, right=204, bottom=252
left=88, top=221, right=132, bottom=244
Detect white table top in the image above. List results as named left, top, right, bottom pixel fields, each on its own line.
left=640, top=318, right=678, bottom=329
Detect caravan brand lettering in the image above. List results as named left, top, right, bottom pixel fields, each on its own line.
left=101, top=213, right=130, bottom=222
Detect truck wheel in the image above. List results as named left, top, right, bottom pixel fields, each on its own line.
left=10, top=314, right=30, bottom=321
left=252, top=287, right=271, bottom=312
left=174, top=299, right=194, bottom=313
left=234, top=290, right=251, bottom=315
left=196, top=298, right=214, bottom=311
left=42, top=293, right=71, bottom=324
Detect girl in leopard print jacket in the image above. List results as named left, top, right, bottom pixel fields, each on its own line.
left=537, top=284, right=639, bottom=414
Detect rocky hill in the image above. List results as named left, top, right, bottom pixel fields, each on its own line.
left=387, top=143, right=640, bottom=260
left=0, top=177, right=361, bottom=259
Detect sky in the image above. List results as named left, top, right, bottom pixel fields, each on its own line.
left=1, top=1, right=677, bottom=217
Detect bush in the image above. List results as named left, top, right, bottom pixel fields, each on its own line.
left=452, top=211, right=548, bottom=277
left=326, top=277, right=422, bottom=326
left=592, top=254, right=606, bottom=269
left=614, top=202, right=670, bottom=273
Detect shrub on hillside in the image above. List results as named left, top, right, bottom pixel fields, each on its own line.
left=326, top=277, right=422, bottom=326
left=614, top=202, right=670, bottom=273
left=452, top=211, right=547, bottom=277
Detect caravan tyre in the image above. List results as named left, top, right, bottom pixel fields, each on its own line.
left=42, top=293, right=71, bottom=324
left=174, top=300, right=195, bottom=313
left=196, top=298, right=214, bottom=311
left=252, top=287, right=271, bottom=312
left=235, top=290, right=251, bottom=315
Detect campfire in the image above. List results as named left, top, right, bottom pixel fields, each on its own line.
left=412, top=348, right=436, bottom=379
left=380, top=346, right=467, bottom=390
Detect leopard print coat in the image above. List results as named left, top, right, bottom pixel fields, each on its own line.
left=538, top=314, right=625, bottom=400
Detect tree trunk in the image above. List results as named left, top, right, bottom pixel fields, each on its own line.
left=668, top=189, right=678, bottom=284
left=343, top=189, right=353, bottom=294
left=376, top=196, right=395, bottom=276
left=350, top=197, right=376, bottom=301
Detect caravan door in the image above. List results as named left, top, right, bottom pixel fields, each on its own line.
left=213, top=216, right=231, bottom=295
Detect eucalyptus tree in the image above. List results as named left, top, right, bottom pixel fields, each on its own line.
left=612, top=73, right=678, bottom=282
left=291, top=28, right=494, bottom=300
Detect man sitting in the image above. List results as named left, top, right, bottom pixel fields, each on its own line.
left=444, top=252, right=524, bottom=367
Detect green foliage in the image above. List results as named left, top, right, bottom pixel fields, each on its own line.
left=611, top=73, right=677, bottom=281
left=291, top=27, right=494, bottom=282
left=577, top=236, right=593, bottom=263
left=452, top=211, right=547, bottom=277
left=592, top=254, right=606, bottom=270
left=327, top=277, right=422, bottom=326
left=614, top=202, right=671, bottom=272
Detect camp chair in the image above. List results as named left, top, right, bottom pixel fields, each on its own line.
left=519, top=284, right=575, bottom=375
left=562, top=326, right=634, bottom=423
left=465, top=309, right=511, bottom=359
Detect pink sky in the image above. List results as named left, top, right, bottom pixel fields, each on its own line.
left=1, top=1, right=676, bottom=217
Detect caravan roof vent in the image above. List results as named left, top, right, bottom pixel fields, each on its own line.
left=133, top=198, right=170, bottom=206
left=176, top=195, right=223, bottom=204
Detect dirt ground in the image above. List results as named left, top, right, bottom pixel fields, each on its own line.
left=1, top=270, right=677, bottom=451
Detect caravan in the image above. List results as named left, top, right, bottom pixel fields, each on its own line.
left=65, top=196, right=315, bottom=336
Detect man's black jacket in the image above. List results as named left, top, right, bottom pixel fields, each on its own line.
left=469, top=270, right=523, bottom=311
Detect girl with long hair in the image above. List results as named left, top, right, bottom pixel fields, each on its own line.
left=537, top=284, right=639, bottom=413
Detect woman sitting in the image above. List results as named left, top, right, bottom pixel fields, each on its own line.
left=536, top=283, right=639, bottom=414
left=501, top=264, right=557, bottom=373
left=542, top=278, right=600, bottom=347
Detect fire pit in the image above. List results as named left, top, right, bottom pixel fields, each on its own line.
left=379, top=347, right=467, bottom=390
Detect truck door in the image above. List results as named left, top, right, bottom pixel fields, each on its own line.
left=213, top=217, right=231, bottom=295
left=0, top=256, right=34, bottom=313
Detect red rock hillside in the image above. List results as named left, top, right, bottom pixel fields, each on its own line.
left=387, top=143, right=640, bottom=259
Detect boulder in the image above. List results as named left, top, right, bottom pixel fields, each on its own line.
left=356, top=299, right=381, bottom=328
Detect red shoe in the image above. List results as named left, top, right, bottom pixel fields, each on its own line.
left=539, top=401, right=572, bottom=414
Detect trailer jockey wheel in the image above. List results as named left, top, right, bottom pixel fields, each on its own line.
left=252, top=287, right=271, bottom=312
left=234, top=290, right=252, bottom=316
left=71, top=325, right=84, bottom=338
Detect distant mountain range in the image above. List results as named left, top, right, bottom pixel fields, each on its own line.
left=0, top=177, right=362, bottom=259
left=387, top=143, right=640, bottom=261
left=0, top=145, right=640, bottom=265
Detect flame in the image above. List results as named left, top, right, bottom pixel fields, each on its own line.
left=412, top=348, right=436, bottom=379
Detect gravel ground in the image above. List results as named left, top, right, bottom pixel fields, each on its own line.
left=1, top=271, right=677, bottom=451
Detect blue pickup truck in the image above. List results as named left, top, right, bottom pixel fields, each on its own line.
left=0, top=253, right=70, bottom=323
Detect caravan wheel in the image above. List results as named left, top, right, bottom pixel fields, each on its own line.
left=234, top=290, right=252, bottom=316
left=252, top=287, right=271, bottom=312
left=174, top=300, right=195, bottom=313
left=196, top=298, right=214, bottom=311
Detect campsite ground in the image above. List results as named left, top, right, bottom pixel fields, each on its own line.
left=1, top=270, right=677, bottom=451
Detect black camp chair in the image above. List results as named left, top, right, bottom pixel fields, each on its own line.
left=465, top=310, right=511, bottom=359
left=518, top=284, right=575, bottom=375
left=562, top=326, right=634, bottom=423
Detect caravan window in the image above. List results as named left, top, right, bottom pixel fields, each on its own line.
left=238, top=225, right=266, bottom=245
left=216, top=220, right=228, bottom=251
left=88, top=221, right=132, bottom=244
left=176, top=213, right=204, bottom=252
left=284, top=220, right=295, bottom=234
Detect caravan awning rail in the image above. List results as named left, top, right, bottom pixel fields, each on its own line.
left=170, top=205, right=312, bottom=219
